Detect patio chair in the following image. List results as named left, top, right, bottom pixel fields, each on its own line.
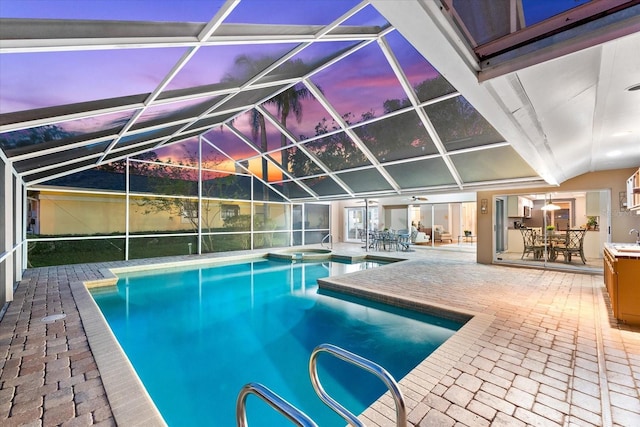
left=520, top=228, right=544, bottom=259
left=368, top=231, right=380, bottom=250
left=554, top=228, right=587, bottom=264
left=381, top=231, right=398, bottom=251
left=397, top=233, right=412, bottom=251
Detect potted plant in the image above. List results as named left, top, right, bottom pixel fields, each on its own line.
left=587, top=216, right=598, bottom=230
left=546, top=225, right=555, bottom=232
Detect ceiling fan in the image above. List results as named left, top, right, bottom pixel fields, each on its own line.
left=410, top=196, right=428, bottom=202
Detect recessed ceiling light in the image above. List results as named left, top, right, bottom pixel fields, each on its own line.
left=606, top=150, right=622, bottom=157
left=627, top=83, right=640, bottom=91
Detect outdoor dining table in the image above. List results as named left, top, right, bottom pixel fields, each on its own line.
left=536, top=232, right=567, bottom=261
left=377, top=231, right=398, bottom=251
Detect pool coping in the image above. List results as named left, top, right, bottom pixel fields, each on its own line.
left=77, top=253, right=492, bottom=426
left=90, top=252, right=408, bottom=289
left=316, top=278, right=494, bottom=425
left=70, top=279, right=167, bottom=426
left=90, top=252, right=265, bottom=288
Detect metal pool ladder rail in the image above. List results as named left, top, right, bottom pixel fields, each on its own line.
left=321, top=233, right=333, bottom=249
left=236, top=343, right=407, bottom=427
left=236, top=383, right=318, bottom=427
left=310, top=343, right=407, bottom=427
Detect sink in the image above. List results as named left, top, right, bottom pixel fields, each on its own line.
left=613, top=244, right=640, bottom=253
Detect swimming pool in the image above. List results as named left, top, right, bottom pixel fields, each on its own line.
left=91, top=258, right=462, bottom=426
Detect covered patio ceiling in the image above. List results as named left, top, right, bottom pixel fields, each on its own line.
left=1, top=0, right=639, bottom=202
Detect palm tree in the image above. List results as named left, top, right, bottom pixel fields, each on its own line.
left=222, top=54, right=277, bottom=186
left=265, top=59, right=313, bottom=173
left=225, top=55, right=316, bottom=202
left=248, top=108, right=269, bottom=189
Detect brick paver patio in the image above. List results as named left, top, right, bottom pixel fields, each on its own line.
left=1, top=245, right=639, bottom=426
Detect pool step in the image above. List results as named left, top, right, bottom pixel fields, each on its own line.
left=236, top=343, right=407, bottom=427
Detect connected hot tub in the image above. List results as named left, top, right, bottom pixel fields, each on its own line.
left=267, top=248, right=333, bottom=261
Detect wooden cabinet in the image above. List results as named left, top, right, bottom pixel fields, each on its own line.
left=585, top=192, right=600, bottom=217
left=603, top=245, right=640, bottom=325
left=604, top=248, right=618, bottom=317
left=628, top=168, right=640, bottom=211
left=507, top=196, right=532, bottom=217
left=507, top=196, right=518, bottom=217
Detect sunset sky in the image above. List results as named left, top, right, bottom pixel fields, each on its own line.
left=1, top=0, right=590, bottom=182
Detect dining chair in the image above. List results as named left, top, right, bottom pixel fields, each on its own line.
left=520, top=228, right=544, bottom=259
left=382, top=231, right=397, bottom=251
left=397, top=233, right=411, bottom=251
left=369, top=231, right=380, bottom=250
left=554, top=228, right=587, bottom=264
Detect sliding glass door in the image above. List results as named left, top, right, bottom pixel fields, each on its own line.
left=493, top=190, right=609, bottom=272
left=344, top=206, right=379, bottom=243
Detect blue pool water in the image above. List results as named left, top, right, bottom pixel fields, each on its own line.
left=91, top=258, right=462, bottom=426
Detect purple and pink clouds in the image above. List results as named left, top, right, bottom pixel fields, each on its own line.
left=165, top=44, right=298, bottom=92
left=310, top=42, right=408, bottom=124
left=385, top=31, right=442, bottom=89
left=224, top=0, right=361, bottom=26
left=0, top=0, right=224, bottom=22
left=0, top=48, right=187, bottom=114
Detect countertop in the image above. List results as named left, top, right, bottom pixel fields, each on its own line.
left=604, top=242, right=640, bottom=258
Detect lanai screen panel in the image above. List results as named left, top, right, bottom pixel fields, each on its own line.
left=0, top=48, right=188, bottom=113
left=0, top=110, right=134, bottom=156
left=1, top=0, right=544, bottom=199
left=354, top=111, right=438, bottom=163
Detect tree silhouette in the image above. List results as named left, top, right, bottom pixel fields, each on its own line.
left=287, top=74, right=501, bottom=183
left=305, top=114, right=369, bottom=170
left=0, top=124, right=73, bottom=151
left=223, top=56, right=319, bottom=186
left=99, top=144, right=249, bottom=253
left=222, top=54, right=279, bottom=185
left=264, top=60, right=313, bottom=172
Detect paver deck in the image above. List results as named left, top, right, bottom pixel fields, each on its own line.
left=1, top=244, right=639, bottom=426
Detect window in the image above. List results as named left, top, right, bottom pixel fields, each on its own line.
left=221, top=204, right=240, bottom=220
left=181, top=200, right=199, bottom=223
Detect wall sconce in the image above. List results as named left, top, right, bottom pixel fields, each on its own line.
left=481, top=199, right=488, bottom=214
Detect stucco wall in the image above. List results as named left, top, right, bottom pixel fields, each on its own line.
left=39, top=192, right=127, bottom=235
left=37, top=192, right=257, bottom=235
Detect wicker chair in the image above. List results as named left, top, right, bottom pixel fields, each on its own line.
left=554, top=229, right=587, bottom=264
left=520, top=228, right=544, bottom=259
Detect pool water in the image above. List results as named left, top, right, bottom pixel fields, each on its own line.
left=91, top=258, right=462, bottom=426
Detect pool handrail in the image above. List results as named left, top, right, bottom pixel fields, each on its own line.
left=321, top=233, right=333, bottom=249
left=309, top=343, right=407, bottom=427
left=236, top=382, right=318, bottom=427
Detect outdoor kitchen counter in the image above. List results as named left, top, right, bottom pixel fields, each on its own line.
left=604, top=243, right=640, bottom=325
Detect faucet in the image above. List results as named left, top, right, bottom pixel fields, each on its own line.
left=630, top=229, right=640, bottom=245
